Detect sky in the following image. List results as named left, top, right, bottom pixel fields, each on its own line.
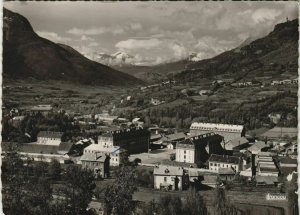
left=4, top=1, right=298, bottom=65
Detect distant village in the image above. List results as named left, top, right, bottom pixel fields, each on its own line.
left=2, top=103, right=297, bottom=201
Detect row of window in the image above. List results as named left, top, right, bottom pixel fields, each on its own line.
left=210, top=163, right=234, bottom=168
left=191, top=127, right=241, bottom=132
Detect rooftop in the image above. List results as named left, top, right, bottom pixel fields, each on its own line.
left=208, top=154, right=240, bottom=164
left=226, top=137, right=249, bottom=150
left=153, top=165, right=184, bottom=176
left=80, top=153, right=106, bottom=162
left=31, top=105, right=53, bottom=111
left=37, top=131, right=63, bottom=139
left=190, top=122, right=244, bottom=132
left=255, top=176, right=278, bottom=184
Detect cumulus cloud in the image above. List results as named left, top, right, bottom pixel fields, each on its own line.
left=169, top=42, right=188, bottom=60
left=36, top=31, right=72, bottom=43
left=251, top=8, right=282, bottom=24
left=115, top=38, right=162, bottom=50
left=130, top=23, right=142, bottom=30
left=80, top=35, right=94, bottom=41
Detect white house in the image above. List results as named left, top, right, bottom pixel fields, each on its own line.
left=153, top=165, right=185, bottom=191
left=37, top=131, right=63, bottom=146
left=208, top=154, right=242, bottom=173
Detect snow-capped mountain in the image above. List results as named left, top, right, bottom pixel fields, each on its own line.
left=91, top=51, right=135, bottom=66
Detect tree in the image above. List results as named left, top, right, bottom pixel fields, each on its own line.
left=170, top=154, right=176, bottom=161
left=182, top=188, right=207, bottom=215
left=104, top=166, right=137, bottom=215
left=48, top=159, right=61, bottom=180
left=60, top=165, right=96, bottom=215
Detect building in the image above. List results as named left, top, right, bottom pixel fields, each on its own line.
left=163, top=132, right=186, bottom=149
left=225, top=137, right=249, bottom=152
left=260, top=127, right=297, bottom=140
left=255, top=176, right=279, bottom=187
left=247, top=141, right=270, bottom=155
left=208, top=154, right=242, bottom=173
left=95, top=113, right=118, bottom=124
left=153, top=165, right=186, bottom=191
left=8, top=142, right=74, bottom=163
left=176, top=133, right=224, bottom=164
left=37, top=131, right=63, bottom=146
left=80, top=153, right=110, bottom=178
left=98, top=127, right=150, bottom=154
left=256, top=152, right=279, bottom=177
left=190, top=122, right=245, bottom=143
left=83, top=143, right=126, bottom=166
left=31, top=104, right=53, bottom=115
left=218, top=168, right=236, bottom=181
left=201, top=174, right=221, bottom=188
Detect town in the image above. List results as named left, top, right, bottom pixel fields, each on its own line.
left=1, top=102, right=298, bottom=214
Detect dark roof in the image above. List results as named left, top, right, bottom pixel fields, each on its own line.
left=165, top=132, right=186, bottom=142
left=58, top=142, right=74, bottom=154
left=20, top=143, right=59, bottom=154
left=178, top=133, right=222, bottom=147
left=37, top=131, right=63, bottom=139
left=100, top=127, right=150, bottom=140
left=280, top=157, right=297, bottom=165
left=208, top=154, right=240, bottom=164
left=80, top=153, right=106, bottom=162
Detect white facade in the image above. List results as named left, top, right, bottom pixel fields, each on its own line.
left=37, top=137, right=61, bottom=146
left=154, top=175, right=182, bottom=190
left=209, top=161, right=240, bottom=172
left=176, top=148, right=195, bottom=163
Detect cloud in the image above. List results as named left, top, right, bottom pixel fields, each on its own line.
left=88, top=42, right=99, bottom=47
left=115, top=38, right=162, bottom=50
left=67, top=26, right=125, bottom=36
left=251, top=8, right=282, bottom=24
left=130, top=23, right=142, bottom=30
left=169, top=42, right=188, bottom=60
left=80, top=35, right=94, bottom=41
left=36, top=31, right=72, bottom=43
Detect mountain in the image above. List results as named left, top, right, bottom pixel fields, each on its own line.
left=91, top=51, right=135, bottom=67
left=175, top=19, right=298, bottom=82
left=3, top=8, right=143, bottom=86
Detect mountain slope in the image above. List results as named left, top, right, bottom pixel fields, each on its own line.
left=3, top=8, right=143, bottom=86
left=175, top=19, right=298, bottom=82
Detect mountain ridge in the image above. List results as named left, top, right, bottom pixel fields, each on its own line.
left=3, top=8, right=144, bottom=86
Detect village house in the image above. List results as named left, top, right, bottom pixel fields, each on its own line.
left=176, top=133, right=224, bottom=164
left=37, top=131, right=64, bottom=146
left=190, top=122, right=245, bottom=143
left=4, top=141, right=75, bottom=163
left=31, top=104, right=53, bottom=116
left=208, top=154, right=243, bottom=173
left=83, top=143, right=126, bottom=167
left=95, top=113, right=118, bottom=125
left=80, top=153, right=110, bottom=178
left=201, top=174, right=222, bottom=188
left=153, top=165, right=186, bottom=191
left=225, top=136, right=250, bottom=152
left=98, top=127, right=150, bottom=154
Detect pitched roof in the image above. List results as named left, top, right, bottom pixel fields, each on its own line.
left=19, top=143, right=59, bottom=154
left=226, top=137, right=249, bottom=150
left=280, top=157, right=297, bottom=165
left=260, top=127, right=297, bottom=139
left=153, top=165, right=184, bottom=176
left=218, top=168, right=236, bottom=175
left=255, top=176, right=278, bottom=184
left=37, top=131, right=63, bottom=139
left=190, top=122, right=244, bottom=132
left=247, top=141, right=268, bottom=153
left=165, top=132, right=186, bottom=141
left=179, top=132, right=220, bottom=146
left=208, top=154, right=240, bottom=164
left=58, top=142, right=74, bottom=154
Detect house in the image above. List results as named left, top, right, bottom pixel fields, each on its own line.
left=279, top=157, right=297, bottom=168
left=201, top=174, right=221, bottom=188
left=98, top=127, right=150, bottom=154
left=37, top=131, right=64, bottom=146
left=190, top=122, right=245, bottom=143
left=176, top=133, right=224, bottom=164
left=95, top=113, right=118, bottom=124
left=163, top=132, right=186, bottom=149
left=260, top=127, right=297, bottom=140
left=8, top=142, right=74, bottom=163
left=255, top=175, right=279, bottom=187
left=199, top=90, right=212, bottom=96
left=132, top=118, right=144, bottom=127
left=218, top=168, right=236, bottom=181
left=208, top=154, right=242, bottom=173
left=247, top=141, right=270, bottom=155
left=153, top=165, right=186, bottom=191
left=80, top=153, right=110, bottom=178
left=31, top=105, right=53, bottom=115
left=225, top=137, right=249, bottom=151
left=256, top=153, right=279, bottom=177
left=83, top=143, right=126, bottom=167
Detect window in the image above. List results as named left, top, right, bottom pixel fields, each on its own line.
left=171, top=177, right=175, bottom=182
left=184, top=150, right=186, bottom=154
left=214, top=163, right=217, bottom=166
left=184, top=155, right=186, bottom=159
left=164, top=177, right=167, bottom=182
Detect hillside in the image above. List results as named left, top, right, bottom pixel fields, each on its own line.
left=175, top=19, right=298, bottom=83
left=3, top=8, right=143, bottom=86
